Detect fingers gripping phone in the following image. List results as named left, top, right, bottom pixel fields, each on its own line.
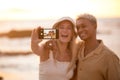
left=39, top=28, right=59, bottom=39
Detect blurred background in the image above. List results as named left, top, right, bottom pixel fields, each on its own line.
left=0, top=0, right=120, bottom=80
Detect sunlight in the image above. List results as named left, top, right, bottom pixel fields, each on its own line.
left=0, top=0, right=120, bottom=20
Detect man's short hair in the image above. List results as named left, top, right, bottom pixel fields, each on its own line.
left=76, top=13, right=97, bottom=27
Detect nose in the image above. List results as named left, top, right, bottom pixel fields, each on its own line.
left=63, top=28, right=67, bottom=31
left=62, top=28, right=68, bottom=33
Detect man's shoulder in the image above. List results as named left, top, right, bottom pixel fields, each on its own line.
left=101, top=45, right=119, bottom=60
left=98, top=40, right=115, bottom=56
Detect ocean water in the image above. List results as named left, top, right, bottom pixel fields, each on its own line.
left=0, top=18, right=120, bottom=80
left=0, top=54, right=39, bottom=80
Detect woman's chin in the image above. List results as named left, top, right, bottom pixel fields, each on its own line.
left=59, top=39, right=70, bottom=43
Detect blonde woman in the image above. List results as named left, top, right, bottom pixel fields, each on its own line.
left=31, top=17, right=78, bottom=80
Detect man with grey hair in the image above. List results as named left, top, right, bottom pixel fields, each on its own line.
left=71, top=13, right=120, bottom=80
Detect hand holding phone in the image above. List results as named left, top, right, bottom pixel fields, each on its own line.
left=39, top=28, right=59, bottom=39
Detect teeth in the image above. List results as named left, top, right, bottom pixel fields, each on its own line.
left=61, top=35, right=68, bottom=37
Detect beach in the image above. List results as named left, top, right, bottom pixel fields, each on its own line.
left=0, top=18, right=120, bottom=80
left=0, top=54, right=39, bottom=80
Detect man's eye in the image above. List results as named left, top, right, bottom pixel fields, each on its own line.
left=76, top=26, right=79, bottom=29
left=81, top=25, right=85, bottom=28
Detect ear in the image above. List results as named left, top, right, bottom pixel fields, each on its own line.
left=93, top=24, right=97, bottom=29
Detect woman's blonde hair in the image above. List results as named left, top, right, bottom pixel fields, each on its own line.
left=52, top=17, right=78, bottom=72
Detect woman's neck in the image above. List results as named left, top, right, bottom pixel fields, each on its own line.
left=59, top=42, right=69, bottom=54
left=55, top=42, right=71, bottom=61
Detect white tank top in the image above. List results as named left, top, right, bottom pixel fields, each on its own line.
left=39, top=51, right=75, bottom=80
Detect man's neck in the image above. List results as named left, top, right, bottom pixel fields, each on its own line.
left=84, top=38, right=99, bottom=57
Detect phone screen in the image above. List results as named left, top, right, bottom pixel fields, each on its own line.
left=39, top=29, right=59, bottom=39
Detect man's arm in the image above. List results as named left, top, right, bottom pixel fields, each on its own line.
left=107, top=54, right=120, bottom=80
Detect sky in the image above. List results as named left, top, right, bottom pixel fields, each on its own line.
left=0, top=0, right=120, bottom=20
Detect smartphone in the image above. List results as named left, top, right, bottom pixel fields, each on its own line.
left=39, top=28, right=59, bottom=39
